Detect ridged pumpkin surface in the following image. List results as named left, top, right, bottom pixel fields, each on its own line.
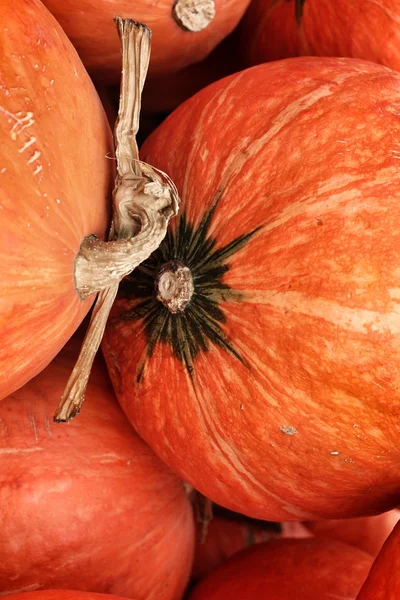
left=103, top=57, right=400, bottom=521
left=242, top=0, right=400, bottom=69
left=0, top=0, right=113, bottom=400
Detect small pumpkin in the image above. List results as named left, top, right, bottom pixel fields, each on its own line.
left=0, top=0, right=113, bottom=400
left=241, top=0, right=400, bottom=69
left=103, top=57, right=400, bottom=522
left=357, top=520, right=400, bottom=599
left=0, top=336, right=194, bottom=599
left=188, top=538, right=374, bottom=599
left=41, top=0, right=251, bottom=83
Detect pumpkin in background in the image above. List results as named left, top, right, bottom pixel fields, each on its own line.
left=141, top=31, right=244, bottom=115
left=41, top=0, right=251, bottom=83
left=189, top=538, right=373, bottom=599
left=192, top=514, right=310, bottom=579
left=0, top=0, right=113, bottom=401
left=0, top=337, right=194, bottom=600
left=357, top=520, right=400, bottom=599
left=103, top=57, right=400, bottom=522
left=241, top=0, right=400, bottom=69
left=305, top=509, right=400, bottom=558
left=1, top=593, right=131, bottom=600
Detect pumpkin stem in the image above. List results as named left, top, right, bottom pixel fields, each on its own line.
left=172, top=0, right=216, bottom=32
left=54, top=18, right=179, bottom=423
left=156, top=260, right=194, bottom=313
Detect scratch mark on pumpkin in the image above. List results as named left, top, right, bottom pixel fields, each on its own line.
left=0, top=447, right=43, bottom=455
left=44, top=415, right=53, bottom=438
left=18, top=136, right=36, bottom=153
left=27, top=150, right=41, bottom=165
left=33, top=164, right=42, bottom=176
left=0, top=108, right=36, bottom=139
left=29, top=412, right=39, bottom=444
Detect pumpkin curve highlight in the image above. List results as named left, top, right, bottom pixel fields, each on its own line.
left=0, top=0, right=113, bottom=400
left=0, top=337, right=194, bottom=600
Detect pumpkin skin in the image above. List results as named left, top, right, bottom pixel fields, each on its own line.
left=2, top=593, right=131, bottom=600
left=0, top=337, right=194, bottom=599
left=192, top=516, right=310, bottom=579
left=306, top=509, right=400, bottom=558
left=241, top=0, right=400, bottom=69
left=41, top=0, right=251, bottom=83
left=103, top=57, right=400, bottom=522
left=188, top=538, right=374, bottom=599
left=357, top=521, right=400, bottom=599
left=0, top=0, right=113, bottom=401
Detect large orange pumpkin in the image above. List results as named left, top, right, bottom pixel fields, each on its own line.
left=241, top=0, right=400, bottom=69
left=188, top=538, right=373, bottom=599
left=0, top=337, right=194, bottom=599
left=41, top=0, right=251, bottom=82
left=357, top=520, right=400, bottom=599
left=0, top=0, right=113, bottom=400
left=103, top=57, right=400, bottom=522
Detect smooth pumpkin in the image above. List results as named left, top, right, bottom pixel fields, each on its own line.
left=189, top=538, right=373, bottom=599
left=0, top=336, right=194, bottom=599
left=103, top=57, right=400, bottom=522
left=2, top=593, right=131, bottom=600
left=357, top=520, right=400, bottom=599
left=306, top=509, right=400, bottom=558
left=241, top=0, right=400, bottom=69
left=192, top=515, right=310, bottom=579
left=41, top=0, right=251, bottom=83
left=0, top=0, right=113, bottom=400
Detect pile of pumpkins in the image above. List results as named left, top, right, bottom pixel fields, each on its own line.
left=1, top=0, right=400, bottom=598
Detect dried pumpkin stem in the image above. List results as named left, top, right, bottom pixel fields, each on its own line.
left=54, top=18, right=179, bottom=423
left=172, top=0, right=216, bottom=32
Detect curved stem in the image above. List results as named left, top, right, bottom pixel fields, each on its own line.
left=54, top=18, right=179, bottom=422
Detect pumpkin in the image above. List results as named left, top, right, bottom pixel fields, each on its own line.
left=357, top=520, right=400, bottom=599
left=40, top=0, right=251, bottom=83
left=0, top=336, right=194, bottom=599
left=103, top=56, right=400, bottom=522
left=188, top=538, right=374, bottom=599
left=305, top=509, right=400, bottom=557
left=192, top=514, right=310, bottom=579
left=141, top=32, right=244, bottom=115
left=241, top=0, right=400, bottom=69
left=0, top=0, right=113, bottom=401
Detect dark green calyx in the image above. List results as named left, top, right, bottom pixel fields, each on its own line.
left=117, top=205, right=260, bottom=379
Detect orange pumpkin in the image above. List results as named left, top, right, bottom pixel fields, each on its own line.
left=305, top=509, right=400, bottom=558
left=103, top=57, right=400, bottom=522
left=357, top=520, right=400, bottom=599
left=0, top=337, right=194, bottom=599
left=0, top=0, right=113, bottom=400
left=2, top=593, right=130, bottom=600
left=241, top=0, right=400, bottom=69
left=188, top=538, right=373, bottom=599
left=41, top=0, right=251, bottom=83
left=192, top=515, right=310, bottom=579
